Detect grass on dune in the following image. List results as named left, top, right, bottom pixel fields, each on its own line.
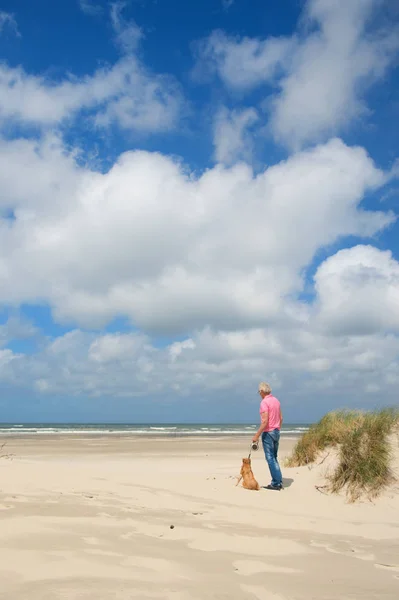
left=286, top=408, right=399, bottom=501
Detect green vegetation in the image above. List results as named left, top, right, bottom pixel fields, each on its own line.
left=286, top=408, right=399, bottom=501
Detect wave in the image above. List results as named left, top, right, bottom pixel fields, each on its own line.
left=0, top=424, right=309, bottom=437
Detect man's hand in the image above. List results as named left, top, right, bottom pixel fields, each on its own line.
left=252, top=434, right=259, bottom=443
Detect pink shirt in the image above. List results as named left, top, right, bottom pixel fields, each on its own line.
left=260, top=394, right=281, bottom=432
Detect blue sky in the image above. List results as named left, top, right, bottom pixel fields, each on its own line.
left=0, top=0, right=398, bottom=423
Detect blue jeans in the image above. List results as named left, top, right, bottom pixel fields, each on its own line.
left=262, top=429, right=282, bottom=487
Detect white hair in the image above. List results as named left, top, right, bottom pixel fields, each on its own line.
left=258, top=382, right=272, bottom=395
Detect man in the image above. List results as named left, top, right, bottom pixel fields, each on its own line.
left=252, top=382, right=283, bottom=490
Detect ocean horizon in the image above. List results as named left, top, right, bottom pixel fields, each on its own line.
left=0, top=423, right=310, bottom=437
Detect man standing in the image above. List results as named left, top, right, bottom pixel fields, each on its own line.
left=252, top=382, right=283, bottom=490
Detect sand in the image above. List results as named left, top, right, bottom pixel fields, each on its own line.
left=0, top=435, right=398, bottom=600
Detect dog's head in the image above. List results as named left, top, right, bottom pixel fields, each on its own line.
left=242, top=457, right=251, bottom=465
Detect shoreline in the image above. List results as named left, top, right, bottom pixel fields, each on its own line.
left=0, top=432, right=301, bottom=440
left=0, top=434, right=299, bottom=457
left=0, top=423, right=310, bottom=438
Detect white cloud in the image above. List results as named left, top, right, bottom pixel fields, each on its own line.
left=213, top=107, right=258, bottom=165
left=193, top=29, right=293, bottom=90
left=0, top=135, right=394, bottom=335
left=195, top=0, right=399, bottom=149
left=0, top=316, right=38, bottom=348
left=110, top=2, right=143, bottom=53
left=271, top=0, right=399, bottom=149
left=93, top=65, right=181, bottom=132
left=1, top=323, right=399, bottom=410
left=0, top=11, right=20, bottom=37
left=169, top=339, right=196, bottom=362
left=78, top=0, right=103, bottom=16
left=0, top=7, right=179, bottom=135
left=89, top=332, right=152, bottom=363
left=314, top=245, right=399, bottom=335
left=0, top=192, right=397, bottom=407
left=0, top=57, right=181, bottom=134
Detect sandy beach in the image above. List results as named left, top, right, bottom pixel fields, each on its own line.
left=0, top=435, right=398, bottom=600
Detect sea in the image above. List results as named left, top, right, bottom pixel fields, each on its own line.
left=0, top=423, right=310, bottom=437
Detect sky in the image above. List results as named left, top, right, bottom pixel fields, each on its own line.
left=0, top=0, right=398, bottom=423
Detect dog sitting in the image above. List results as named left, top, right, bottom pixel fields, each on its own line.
left=236, top=457, right=260, bottom=491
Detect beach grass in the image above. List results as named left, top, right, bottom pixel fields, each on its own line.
left=286, top=408, right=399, bottom=501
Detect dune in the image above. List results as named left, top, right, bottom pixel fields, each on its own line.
left=0, top=433, right=398, bottom=599
left=286, top=409, right=399, bottom=502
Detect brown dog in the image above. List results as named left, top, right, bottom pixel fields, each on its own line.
left=236, top=457, right=260, bottom=490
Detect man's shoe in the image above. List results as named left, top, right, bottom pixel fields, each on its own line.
left=264, top=484, right=282, bottom=491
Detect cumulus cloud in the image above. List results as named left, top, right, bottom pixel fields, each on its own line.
left=0, top=135, right=394, bottom=334
left=213, top=107, right=258, bottom=165
left=195, top=0, right=399, bottom=149
left=0, top=31, right=396, bottom=405
left=314, top=245, right=399, bottom=335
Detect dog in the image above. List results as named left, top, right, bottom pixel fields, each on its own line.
left=236, top=457, right=260, bottom=491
